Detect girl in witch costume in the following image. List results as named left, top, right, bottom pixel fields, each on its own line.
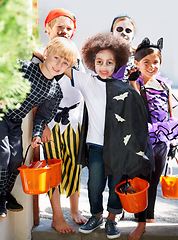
left=32, top=8, right=87, bottom=233
left=134, top=37, right=178, bottom=223
left=65, top=33, right=153, bottom=240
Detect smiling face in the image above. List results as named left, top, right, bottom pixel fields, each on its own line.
left=135, top=52, right=161, bottom=81
left=46, top=16, right=75, bottom=40
left=41, top=50, right=70, bottom=79
left=112, top=19, right=135, bottom=44
left=94, top=49, right=116, bottom=79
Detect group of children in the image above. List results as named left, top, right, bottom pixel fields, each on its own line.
left=0, top=7, right=177, bottom=240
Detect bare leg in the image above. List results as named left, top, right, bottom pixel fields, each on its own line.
left=106, top=212, right=116, bottom=221
left=70, top=191, right=87, bottom=224
left=51, top=188, right=75, bottom=233
left=128, top=222, right=146, bottom=240
left=146, top=219, right=156, bottom=223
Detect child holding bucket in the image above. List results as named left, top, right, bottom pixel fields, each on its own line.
left=134, top=37, right=178, bottom=223
left=32, top=8, right=87, bottom=233
left=64, top=32, right=152, bottom=240
left=0, top=37, right=78, bottom=218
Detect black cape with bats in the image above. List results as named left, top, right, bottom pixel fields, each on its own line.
left=78, top=77, right=154, bottom=183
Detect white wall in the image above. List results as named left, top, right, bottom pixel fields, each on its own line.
left=37, top=0, right=178, bottom=86
left=0, top=0, right=35, bottom=238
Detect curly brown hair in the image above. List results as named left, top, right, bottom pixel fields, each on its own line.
left=81, top=33, right=130, bottom=73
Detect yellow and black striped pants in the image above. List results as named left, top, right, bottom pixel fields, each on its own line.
left=44, top=123, right=81, bottom=199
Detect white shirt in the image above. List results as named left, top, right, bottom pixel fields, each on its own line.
left=72, top=70, right=106, bottom=146
left=48, top=75, right=84, bottom=133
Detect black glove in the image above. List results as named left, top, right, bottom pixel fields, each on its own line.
left=168, top=143, right=178, bottom=159
left=128, top=70, right=141, bottom=81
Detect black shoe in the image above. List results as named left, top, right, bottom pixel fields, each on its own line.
left=79, top=216, right=103, bottom=234
left=105, top=219, right=121, bottom=239
left=6, top=193, right=23, bottom=212
left=0, top=194, right=7, bottom=217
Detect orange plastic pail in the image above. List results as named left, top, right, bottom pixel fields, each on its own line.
left=48, top=159, right=63, bottom=188
left=160, top=175, right=178, bottom=199
left=18, top=160, right=51, bottom=195
left=115, top=177, right=149, bottom=213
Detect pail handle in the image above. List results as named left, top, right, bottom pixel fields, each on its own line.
left=164, top=162, right=168, bottom=177
left=164, top=143, right=175, bottom=176
left=22, top=143, right=49, bottom=167
left=125, top=178, right=128, bottom=195
left=23, top=144, right=31, bottom=165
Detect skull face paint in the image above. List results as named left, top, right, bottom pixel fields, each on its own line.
left=95, top=49, right=116, bottom=79
left=113, top=19, right=134, bottom=44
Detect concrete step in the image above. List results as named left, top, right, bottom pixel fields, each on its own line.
left=32, top=166, right=178, bottom=240
left=31, top=218, right=178, bottom=240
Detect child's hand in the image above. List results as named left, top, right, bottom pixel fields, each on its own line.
left=42, top=125, right=51, bottom=143
left=31, top=136, right=41, bottom=148
left=128, top=67, right=141, bottom=81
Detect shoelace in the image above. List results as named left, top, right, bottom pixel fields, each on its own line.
left=87, top=216, right=100, bottom=226
left=106, top=220, right=117, bottom=231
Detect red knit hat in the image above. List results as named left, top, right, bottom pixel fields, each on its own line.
left=45, top=8, right=76, bottom=38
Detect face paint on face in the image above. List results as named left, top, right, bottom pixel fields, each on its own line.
left=95, top=49, right=116, bottom=79
left=113, top=19, right=134, bottom=44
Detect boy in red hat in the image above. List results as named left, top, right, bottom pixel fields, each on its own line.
left=32, top=8, right=87, bottom=233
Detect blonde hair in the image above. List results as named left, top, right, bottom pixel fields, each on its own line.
left=44, top=18, right=56, bottom=33
left=47, top=18, right=57, bottom=28
left=45, top=37, right=78, bottom=67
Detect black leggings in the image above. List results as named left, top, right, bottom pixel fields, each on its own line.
left=147, top=142, right=167, bottom=219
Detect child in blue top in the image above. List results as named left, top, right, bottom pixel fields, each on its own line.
left=63, top=33, right=153, bottom=240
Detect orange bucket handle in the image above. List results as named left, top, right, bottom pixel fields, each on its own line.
left=125, top=178, right=129, bottom=195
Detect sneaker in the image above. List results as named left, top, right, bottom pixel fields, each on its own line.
left=0, top=194, right=7, bottom=217
left=105, top=219, right=121, bottom=239
left=6, top=193, right=23, bottom=212
left=79, top=216, right=103, bottom=234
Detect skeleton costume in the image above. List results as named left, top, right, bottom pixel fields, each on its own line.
left=112, top=52, right=135, bottom=83
left=0, top=60, right=62, bottom=208
left=110, top=15, right=136, bottom=83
